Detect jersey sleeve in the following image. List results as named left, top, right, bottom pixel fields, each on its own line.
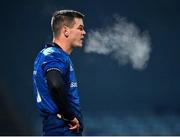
left=42, top=50, right=68, bottom=75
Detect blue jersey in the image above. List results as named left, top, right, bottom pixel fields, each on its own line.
left=33, top=43, right=82, bottom=119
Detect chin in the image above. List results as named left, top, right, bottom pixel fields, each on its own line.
left=78, top=44, right=83, bottom=48
left=74, top=44, right=83, bottom=48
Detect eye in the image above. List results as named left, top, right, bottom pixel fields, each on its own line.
left=78, top=26, right=84, bottom=31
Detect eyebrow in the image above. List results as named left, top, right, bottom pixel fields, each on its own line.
left=78, top=24, right=84, bottom=28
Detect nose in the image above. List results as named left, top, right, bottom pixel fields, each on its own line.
left=83, top=29, right=86, bottom=35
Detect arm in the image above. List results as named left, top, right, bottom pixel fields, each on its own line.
left=46, top=69, right=80, bottom=131
left=46, top=69, right=75, bottom=120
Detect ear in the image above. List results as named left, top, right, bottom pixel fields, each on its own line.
left=65, top=31, right=68, bottom=37
left=63, top=25, right=69, bottom=37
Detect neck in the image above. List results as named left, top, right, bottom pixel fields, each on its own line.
left=53, top=38, right=73, bottom=55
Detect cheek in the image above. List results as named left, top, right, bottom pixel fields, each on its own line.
left=71, top=31, right=77, bottom=37
left=72, top=35, right=78, bottom=41
left=69, top=33, right=76, bottom=40
left=73, top=32, right=80, bottom=40
left=70, top=31, right=81, bottom=42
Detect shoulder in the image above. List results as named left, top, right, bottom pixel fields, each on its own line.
left=42, top=46, right=69, bottom=61
left=40, top=45, right=70, bottom=74
left=41, top=46, right=59, bottom=56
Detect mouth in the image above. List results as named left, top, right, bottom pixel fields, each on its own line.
left=80, top=37, right=84, bottom=42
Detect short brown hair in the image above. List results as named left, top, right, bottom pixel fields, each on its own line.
left=51, top=10, right=84, bottom=37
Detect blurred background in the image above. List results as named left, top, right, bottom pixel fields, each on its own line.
left=0, top=0, right=180, bottom=135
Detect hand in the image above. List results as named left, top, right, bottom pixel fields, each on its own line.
left=57, top=114, right=80, bottom=132
left=69, top=117, right=80, bottom=132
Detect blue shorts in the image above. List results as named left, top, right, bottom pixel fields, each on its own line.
left=42, top=114, right=83, bottom=136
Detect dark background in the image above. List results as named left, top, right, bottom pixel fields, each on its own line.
left=0, top=0, right=180, bottom=135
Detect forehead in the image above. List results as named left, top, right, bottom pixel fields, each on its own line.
left=73, top=18, right=84, bottom=27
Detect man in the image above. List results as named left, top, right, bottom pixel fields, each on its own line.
left=32, top=10, right=86, bottom=135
